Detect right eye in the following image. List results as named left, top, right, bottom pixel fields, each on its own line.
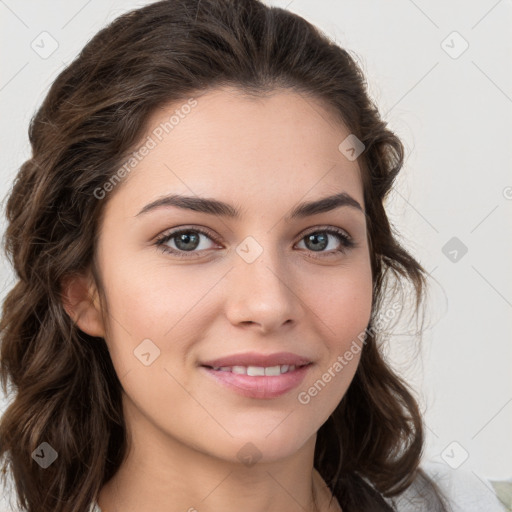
left=154, top=226, right=222, bottom=258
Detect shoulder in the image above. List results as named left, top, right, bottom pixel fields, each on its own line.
left=384, top=460, right=507, bottom=512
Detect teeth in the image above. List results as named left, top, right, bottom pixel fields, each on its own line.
left=247, top=366, right=265, bottom=376
left=264, top=365, right=281, bottom=376
left=211, top=364, right=299, bottom=375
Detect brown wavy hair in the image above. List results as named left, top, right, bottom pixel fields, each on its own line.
left=0, top=1, right=450, bottom=511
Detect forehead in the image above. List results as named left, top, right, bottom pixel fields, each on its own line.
left=106, top=86, right=365, bottom=217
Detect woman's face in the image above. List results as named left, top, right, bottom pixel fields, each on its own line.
left=89, top=87, right=373, bottom=463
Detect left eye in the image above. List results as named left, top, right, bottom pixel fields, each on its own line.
left=297, top=228, right=354, bottom=254
left=154, top=226, right=355, bottom=258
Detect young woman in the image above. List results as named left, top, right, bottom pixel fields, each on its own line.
left=0, top=1, right=505, bottom=511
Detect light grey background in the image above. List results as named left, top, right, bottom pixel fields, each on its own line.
left=0, top=0, right=511, bottom=505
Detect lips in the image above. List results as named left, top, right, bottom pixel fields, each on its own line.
left=200, top=351, right=312, bottom=369
left=200, top=363, right=312, bottom=399
left=199, top=351, right=313, bottom=399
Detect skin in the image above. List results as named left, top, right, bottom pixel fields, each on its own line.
left=63, top=86, right=373, bottom=512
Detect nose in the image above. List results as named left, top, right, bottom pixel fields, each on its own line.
left=224, top=244, right=303, bottom=334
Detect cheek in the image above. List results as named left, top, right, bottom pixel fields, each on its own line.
left=99, top=256, right=224, bottom=373
left=296, top=276, right=372, bottom=423
left=306, top=261, right=374, bottom=342
left=103, top=252, right=209, bottom=329
left=298, top=262, right=373, bottom=402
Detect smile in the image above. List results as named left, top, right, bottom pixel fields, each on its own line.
left=205, top=364, right=304, bottom=375
left=200, top=363, right=313, bottom=399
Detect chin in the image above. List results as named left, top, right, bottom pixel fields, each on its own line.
left=221, top=428, right=315, bottom=466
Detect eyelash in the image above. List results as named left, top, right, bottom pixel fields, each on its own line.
left=154, top=225, right=356, bottom=260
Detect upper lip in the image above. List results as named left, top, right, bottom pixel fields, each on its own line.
left=200, top=351, right=313, bottom=368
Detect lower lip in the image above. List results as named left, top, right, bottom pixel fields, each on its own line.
left=200, top=364, right=312, bottom=399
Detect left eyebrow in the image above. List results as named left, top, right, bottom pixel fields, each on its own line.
left=286, top=192, right=364, bottom=220
left=135, top=192, right=365, bottom=219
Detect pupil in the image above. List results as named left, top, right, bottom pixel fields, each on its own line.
left=176, top=232, right=199, bottom=251
left=307, top=233, right=327, bottom=251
